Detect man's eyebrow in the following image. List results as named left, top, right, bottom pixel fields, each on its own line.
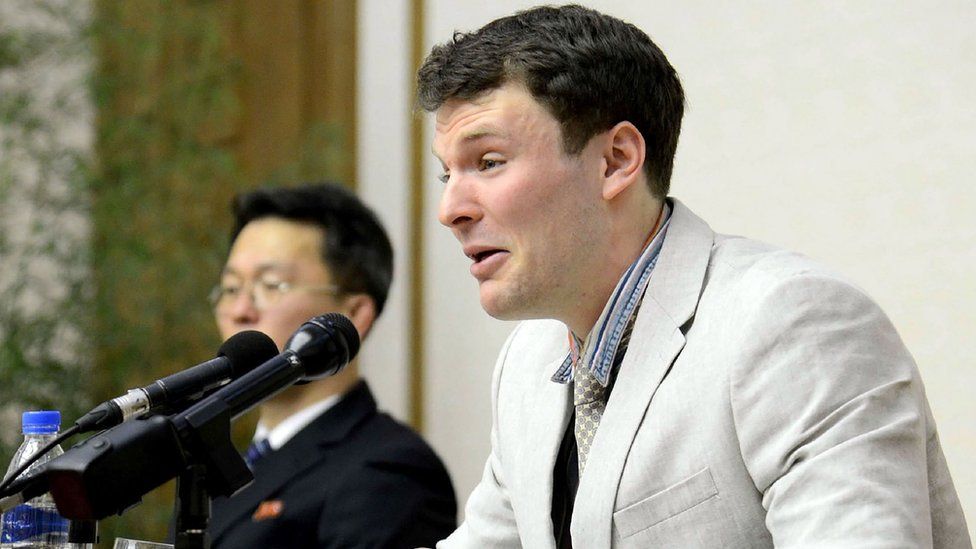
left=220, top=263, right=293, bottom=278
left=461, top=126, right=509, bottom=142
left=432, top=127, right=508, bottom=164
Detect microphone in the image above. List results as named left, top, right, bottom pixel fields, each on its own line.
left=40, top=313, right=359, bottom=520
left=73, top=330, right=278, bottom=433
left=182, top=312, right=360, bottom=421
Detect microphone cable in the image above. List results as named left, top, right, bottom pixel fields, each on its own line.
left=0, top=423, right=79, bottom=497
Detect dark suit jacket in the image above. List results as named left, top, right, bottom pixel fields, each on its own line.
left=208, top=381, right=456, bottom=548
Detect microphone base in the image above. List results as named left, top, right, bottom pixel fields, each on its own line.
left=45, top=404, right=253, bottom=521
left=47, top=415, right=186, bottom=520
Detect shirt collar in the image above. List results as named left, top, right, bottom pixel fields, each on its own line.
left=253, top=392, right=343, bottom=451
left=552, top=202, right=672, bottom=386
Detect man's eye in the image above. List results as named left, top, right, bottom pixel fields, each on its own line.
left=221, top=286, right=242, bottom=297
left=437, top=172, right=450, bottom=184
left=259, top=280, right=288, bottom=292
left=479, top=158, right=503, bottom=171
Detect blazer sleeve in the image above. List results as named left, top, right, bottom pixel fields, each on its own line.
left=729, top=272, right=939, bottom=547
left=437, top=325, right=523, bottom=549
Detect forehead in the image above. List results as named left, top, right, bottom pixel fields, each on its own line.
left=432, top=83, right=560, bottom=157
left=225, top=217, right=328, bottom=273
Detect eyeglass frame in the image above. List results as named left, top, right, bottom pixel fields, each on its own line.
left=209, top=278, right=343, bottom=312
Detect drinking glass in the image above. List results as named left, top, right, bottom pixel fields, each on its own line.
left=113, top=538, right=174, bottom=549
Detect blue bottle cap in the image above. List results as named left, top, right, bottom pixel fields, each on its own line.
left=22, top=410, right=61, bottom=435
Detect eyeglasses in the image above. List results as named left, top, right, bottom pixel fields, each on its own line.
left=209, top=279, right=342, bottom=312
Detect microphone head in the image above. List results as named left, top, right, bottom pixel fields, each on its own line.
left=285, top=313, right=360, bottom=380
left=218, top=330, right=279, bottom=377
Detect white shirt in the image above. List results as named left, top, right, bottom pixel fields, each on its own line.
left=252, top=393, right=342, bottom=451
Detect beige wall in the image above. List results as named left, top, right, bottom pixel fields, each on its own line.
left=356, top=0, right=414, bottom=426
left=357, top=0, right=976, bottom=534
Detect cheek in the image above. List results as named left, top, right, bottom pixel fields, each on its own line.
left=215, top=316, right=236, bottom=340
left=492, top=174, right=566, bottom=230
left=256, top=311, right=312, bottom=350
left=487, top=163, right=590, bottom=260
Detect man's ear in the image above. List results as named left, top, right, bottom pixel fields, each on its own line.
left=340, top=293, right=378, bottom=341
left=601, top=121, right=646, bottom=201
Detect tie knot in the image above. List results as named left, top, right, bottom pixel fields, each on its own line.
left=573, top=366, right=607, bottom=407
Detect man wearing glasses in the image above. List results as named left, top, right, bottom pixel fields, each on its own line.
left=205, top=182, right=456, bottom=548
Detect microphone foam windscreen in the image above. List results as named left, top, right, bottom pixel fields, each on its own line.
left=218, top=330, right=279, bottom=376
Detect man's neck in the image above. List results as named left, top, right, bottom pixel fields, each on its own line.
left=258, top=362, right=361, bottom=431
left=567, top=200, right=665, bottom=338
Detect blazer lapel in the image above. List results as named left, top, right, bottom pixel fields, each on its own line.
left=571, top=199, right=714, bottom=548
left=209, top=382, right=376, bottom=543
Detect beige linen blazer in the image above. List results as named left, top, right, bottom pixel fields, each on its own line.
left=438, top=199, right=971, bottom=548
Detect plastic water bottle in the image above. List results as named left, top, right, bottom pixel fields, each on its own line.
left=0, top=411, right=69, bottom=548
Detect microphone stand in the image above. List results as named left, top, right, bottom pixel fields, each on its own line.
left=170, top=396, right=254, bottom=549
left=173, top=463, right=211, bottom=549
left=68, top=519, right=98, bottom=546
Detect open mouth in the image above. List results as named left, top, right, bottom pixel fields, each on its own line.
left=473, top=249, right=503, bottom=263
left=465, top=246, right=509, bottom=279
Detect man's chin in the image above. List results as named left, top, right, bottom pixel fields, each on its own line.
left=479, top=288, right=528, bottom=321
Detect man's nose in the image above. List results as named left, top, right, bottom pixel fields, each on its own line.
left=437, top=174, right=482, bottom=228
left=226, top=287, right=260, bottom=323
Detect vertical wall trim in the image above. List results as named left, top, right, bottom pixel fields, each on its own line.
left=408, top=0, right=426, bottom=431
left=348, top=0, right=359, bottom=189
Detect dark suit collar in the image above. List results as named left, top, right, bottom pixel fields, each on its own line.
left=209, top=380, right=377, bottom=543
left=287, top=380, right=377, bottom=448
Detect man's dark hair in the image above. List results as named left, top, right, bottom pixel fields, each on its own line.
left=229, top=182, right=394, bottom=315
left=417, top=4, right=684, bottom=197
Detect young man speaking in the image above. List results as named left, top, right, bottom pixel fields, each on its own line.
left=417, top=5, right=969, bottom=548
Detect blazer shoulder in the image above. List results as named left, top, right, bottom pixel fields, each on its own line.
left=707, top=234, right=868, bottom=300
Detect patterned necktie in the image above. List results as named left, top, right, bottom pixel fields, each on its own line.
left=244, top=438, right=272, bottom=469
left=573, top=307, right=638, bottom=473
left=573, top=365, right=607, bottom=473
